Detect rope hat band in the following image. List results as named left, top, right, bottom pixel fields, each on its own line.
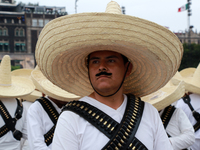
left=142, top=81, right=185, bottom=111
left=35, top=1, right=183, bottom=97
left=31, top=67, right=80, bottom=102
left=0, top=55, right=35, bottom=98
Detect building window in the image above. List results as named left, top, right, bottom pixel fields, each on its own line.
left=0, top=28, right=2, bottom=35
left=0, top=42, right=9, bottom=52
left=3, top=29, right=7, bottom=35
left=32, top=19, right=37, bottom=27
left=44, top=19, right=49, bottom=25
left=16, top=29, right=19, bottom=36
left=38, top=19, right=43, bottom=27
left=15, top=28, right=24, bottom=36
left=15, top=43, right=26, bottom=52
left=20, top=29, right=24, bottom=36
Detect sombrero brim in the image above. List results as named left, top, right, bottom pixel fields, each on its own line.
left=172, top=68, right=200, bottom=95
left=31, top=69, right=80, bottom=102
left=35, top=12, right=183, bottom=97
left=20, top=90, right=43, bottom=102
left=0, top=76, right=35, bottom=98
left=11, top=69, right=33, bottom=78
left=141, top=81, right=185, bottom=111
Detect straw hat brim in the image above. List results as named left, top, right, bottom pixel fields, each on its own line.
left=0, top=76, right=35, bottom=98
left=20, top=90, right=43, bottom=102
left=31, top=69, right=80, bottom=102
left=180, top=68, right=200, bottom=94
left=11, top=69, right=33, bottom=78
left=141, top=81, right=185, bottom=111
left=35, top=12, right=183, bottom=97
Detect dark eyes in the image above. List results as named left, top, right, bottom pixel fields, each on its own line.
left=90, top=59, right=115, bottom=64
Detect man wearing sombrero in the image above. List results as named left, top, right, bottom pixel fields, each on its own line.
left=174, top=64, right=200, bottom=150
left=35, top=1, right=183, bottom=150
left=26, top=66, right=79, bottom=150
left=0, top=55, right=35, bottom=149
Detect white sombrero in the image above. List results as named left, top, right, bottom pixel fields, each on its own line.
left=0, top=55, right=35, bottom=98
left=11, top=68, right=43, bottom=102
left=178, top=64, right=200, bottom=95
left=141, top=81, right=185, bottom=111
left=35, top=1, right=183, bottom=97
left=31, top=66, right=80, bottom=102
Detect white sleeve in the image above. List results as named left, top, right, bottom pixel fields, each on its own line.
left=27, top=102, right=51, bottom=150
left=169, top=108, right=195, bottom=150
left=52, top=111, right=79, bottom=150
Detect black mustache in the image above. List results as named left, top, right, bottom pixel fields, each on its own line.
left=96, top=72, right=112, bottom=77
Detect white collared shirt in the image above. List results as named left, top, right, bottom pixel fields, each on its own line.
left=0, top=98, right=27, bottom=150
left=52, top=95, right=173, bottom=150
left=176, top=93, right=200, bottom=150
left=27, top=97, right=61, bottom=150
left=159, top=107, right=195, bottom=150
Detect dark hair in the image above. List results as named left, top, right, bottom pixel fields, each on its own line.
left=86, top=53, right=129, bottom=67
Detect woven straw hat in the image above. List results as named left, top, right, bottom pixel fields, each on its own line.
left=0, top=55, right=35, bottom=98
left=31, top=66, right=80, bottom=102
left=177, top=64, right=200, bottom=95
left=11, top=68, right=43, bottom=102
left=11, top=68, right=33, bottom=79
left=35, top=1, right=183, bottom=97
left=141, top=81, right=185, bottom=111
left=20, top=90, right=43, bottom=102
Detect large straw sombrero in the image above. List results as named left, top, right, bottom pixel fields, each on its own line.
left=0, top=55, right=35, bottom=98
left=173, top=64, right=200, bottom=95
left=35, top=1, right=183, bottom=97
left=141, top=81, right=185, bottom=111
left=11, top=68, right=43, bottom=102
left=31, top=66, right=80, bottom=102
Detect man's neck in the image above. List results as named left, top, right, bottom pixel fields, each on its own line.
left=89, top=91, right=124, bottom=110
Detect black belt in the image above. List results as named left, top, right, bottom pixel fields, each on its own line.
left=62, top=94, right=147, bottom=150
left=36, top=97, right=59, bottom=146
left=0, top=99, right=23, bottom=140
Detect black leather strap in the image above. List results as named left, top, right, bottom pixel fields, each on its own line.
left=36, top=97, right=59, bottom=146
left=63, top=94, right=147, bottom=150
left=0, top=99, right=23, bottom=140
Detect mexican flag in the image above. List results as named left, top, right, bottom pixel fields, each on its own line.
left=178, top=4, right=188, bottom=12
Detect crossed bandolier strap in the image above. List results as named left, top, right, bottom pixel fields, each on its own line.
left=36, top=97, right=59, bottom=146
left=0, top=99, right=23, bottom=140
left=62, top=94, right=148, bottom=150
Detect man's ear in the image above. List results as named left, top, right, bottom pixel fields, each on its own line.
left=125, top=62, right=133, bottom=77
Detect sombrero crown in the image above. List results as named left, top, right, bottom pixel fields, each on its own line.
left=0, top=55, right=35, bottom=98
left=35, top=1, right=183, bottom=97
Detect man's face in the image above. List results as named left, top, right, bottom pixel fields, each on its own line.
left=88, top=50, right=130, bottom=96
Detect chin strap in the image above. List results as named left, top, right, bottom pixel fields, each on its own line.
left=88, top=62, right=130, bottom=97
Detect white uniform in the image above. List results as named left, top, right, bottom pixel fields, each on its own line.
left=176, top=93, right=200, bottom=150
left=27, top=97, right=61, bottom=150
left=21, top=101, right=33, bottom=150
left=52, top=95, right=173, bottom=150
left=159, top=107, right=195, bottom=150
left=0, top=98, right=27, bottom=150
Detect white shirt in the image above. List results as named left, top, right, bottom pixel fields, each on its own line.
left=159, top=107, right=195, bottom=150
left=52, top=95, right=173, bottom=150
left=176, top=93, right=200, bottom=150
left=0, top=98, right=28, bottom=150
left=21, top=101, right=33, bottom=150
left=27, top=97, right=61, bottom=150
